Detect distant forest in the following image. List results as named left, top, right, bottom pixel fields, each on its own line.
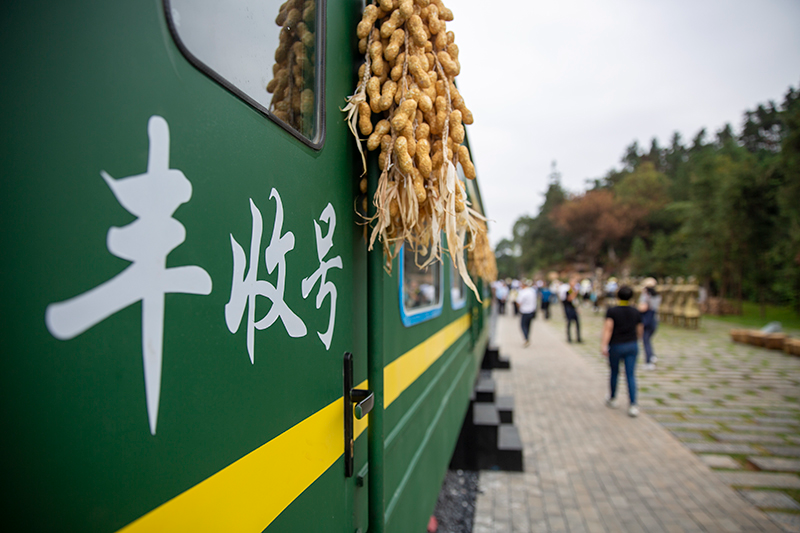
left=496, top=84, right=800, bottom=311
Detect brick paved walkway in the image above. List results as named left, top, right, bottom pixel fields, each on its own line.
left=473, top=312, right=783, bottom=533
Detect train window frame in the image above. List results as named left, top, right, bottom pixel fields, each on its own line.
left=163, top=0, right=327, bottom=150
left=399, top=244, right=443, bottom=327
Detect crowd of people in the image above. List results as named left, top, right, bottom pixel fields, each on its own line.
left=491, top=276, right=662, bottom=418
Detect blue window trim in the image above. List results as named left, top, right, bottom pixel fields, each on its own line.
left=450, top=260, right=467, bottom=310
left=399, top=245, right=443, bottom=327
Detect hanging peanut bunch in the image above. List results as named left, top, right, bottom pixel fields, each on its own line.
left=267, top=0, right=317, bottom=137
left=343, top=0, right=495, bottom=297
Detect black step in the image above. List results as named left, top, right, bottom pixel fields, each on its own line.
left=481, top=347, right=512, bottom=370
left=472, top=403, right=499, bottom=460
left=496, top=395, right=514, bottom=424
left=475, top=377, right=495, bottom=403
left=496, top=424, right=524, bottom=472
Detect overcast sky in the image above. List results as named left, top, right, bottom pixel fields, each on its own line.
left=444, top=0, right=800, bottom=246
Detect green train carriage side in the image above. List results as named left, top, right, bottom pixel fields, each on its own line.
left=0, top=1, right=490, bottom=532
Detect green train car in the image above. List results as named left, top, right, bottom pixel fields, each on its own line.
left=0, top=1, right=491, bottom=531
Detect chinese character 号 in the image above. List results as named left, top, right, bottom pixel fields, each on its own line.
left=301, top=203, right=343, bottom=350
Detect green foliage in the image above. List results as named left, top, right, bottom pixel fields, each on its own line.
left=496, top=83, right=800, bottom=312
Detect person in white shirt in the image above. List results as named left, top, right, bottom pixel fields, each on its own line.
left=494, top=281, right=509, bottom=315
left=517, top=279, right=538, bottom=347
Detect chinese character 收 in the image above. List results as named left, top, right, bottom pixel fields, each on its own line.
left=45, top=115, right=213, bottom=435
left=225, top=190, right=307, bottom=363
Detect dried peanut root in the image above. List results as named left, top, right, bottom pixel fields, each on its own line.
left=267, top=0, right=317, bottom=136
left=343, top=0, right=496, bottom=294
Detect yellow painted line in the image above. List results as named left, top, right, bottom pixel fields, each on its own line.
left=384, top=314, right=470, bottom=407
left=119, top=314, right=470, bottom=532
left=120, top=386, right=368, bottom=533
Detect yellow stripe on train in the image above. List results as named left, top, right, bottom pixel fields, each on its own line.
left=118, top=314, right=471, bottom=532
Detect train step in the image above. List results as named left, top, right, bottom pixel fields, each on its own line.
left=496, top=395, right=514, bottom=424
left=496, top=424, right=523, bottom=472
left=449, top=372, right=524, bottom=472
left=481, top=347, right=511, bottom=370
left=475, top=376, right=495, bottom=403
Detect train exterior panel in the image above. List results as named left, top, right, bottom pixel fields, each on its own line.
left=0, top=1, right=490, bottom=531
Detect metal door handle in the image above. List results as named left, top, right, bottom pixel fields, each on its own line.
left=344, top=352, right=372, bottom=477
left=351, top=388, right=373, bottom=419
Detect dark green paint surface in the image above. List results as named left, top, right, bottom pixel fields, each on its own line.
left=0, top=1, right=491, bottom=531
left=1, top=0, right=367, bottom=531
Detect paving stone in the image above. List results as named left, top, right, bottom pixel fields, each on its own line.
left=766, top=512, right=800, bottom=533
left=661, top=422, right=720, bottom=431
left=670, top=431, right=707, bottom=441
left=715, top=471, right=800, bottom=489
left=685, top=442, right=759, bottom=454
left=711, top=432, right=787, bottom=444
left=725, top=424, right=797, bottom=433
left=474, top=312, right=794, bottom=533
left=749, top=457, right=800, bottom=473
left=696, top=408, right=755, bottom=416
left=699, top=454, right=742, bottom=469
left=684, top=415, right=746, bottom=423
left=739, top=490, right=800, bottom=510
left=754, top=417, right=800, bottom=426
left=764, top=446, right=800, bottom=458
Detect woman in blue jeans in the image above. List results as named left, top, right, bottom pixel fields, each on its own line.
left=600, top=286, right=643, bottom=417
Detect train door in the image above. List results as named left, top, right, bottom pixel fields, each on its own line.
left=0, top=1, right=370, bottom=532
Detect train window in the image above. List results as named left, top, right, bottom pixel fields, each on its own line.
left=450, top=259, right=466, bottom=309
left=399, top=245, right=442, bottom=327
left=165, top=0, right=325, bottom=148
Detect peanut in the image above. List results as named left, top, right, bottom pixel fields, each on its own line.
left=407, top=15, right=427, bottom=47
left=358, top=102, right=373, bottom=135
left=458, top=145, right=476, bottom=179
left=437, top=51, right=459, bottom=76
left=395, top=136, right=414, bottom=174
left=367, top=120, right=391, bottom=150
left=412, top=168, right=427, bottom=202
left=384, top=29, right=404, bottom=61
left=427, top=4, right=444, bottom=34
left=357, top=5, right=380, bottom=39
left=381, top=9, right=406, bottom=39
left=433, top=0, right=453, bottom=21
left=450, top=110, right=464, bottom=144
left=391, top=98, right=418, bottom=131
left=380, top=80, right=398, bottom=111
left=408, top=55, right=431, bottom=88
left=369, top=41, right=387, bottom=77
left=367, top=76, right=382, bottom=113
left=416, top=138, right=432, bottom=177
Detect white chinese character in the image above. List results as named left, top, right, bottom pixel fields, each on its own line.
left=225, top=190, right=307, bottom=363
left=45, top=116, right=213, bottom=435
left=301, top=203, right=343, bottom=350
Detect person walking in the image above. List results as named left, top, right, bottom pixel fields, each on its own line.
left=517, top=280, right=537, bottom=347
left=600, top=286, right=643, bottom=417
left=540, top=285, right=552, bottom=320
left=494, top=280, right=508, bottom=315
left=638, top=277, right=661, bottom=370
left=563, top=282, right=582, bottom=343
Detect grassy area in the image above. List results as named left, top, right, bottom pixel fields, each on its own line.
left=705, top=301, right=800, bottom=334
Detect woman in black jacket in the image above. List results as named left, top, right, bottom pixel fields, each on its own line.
left=600, top=286, right=643, bottom=417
